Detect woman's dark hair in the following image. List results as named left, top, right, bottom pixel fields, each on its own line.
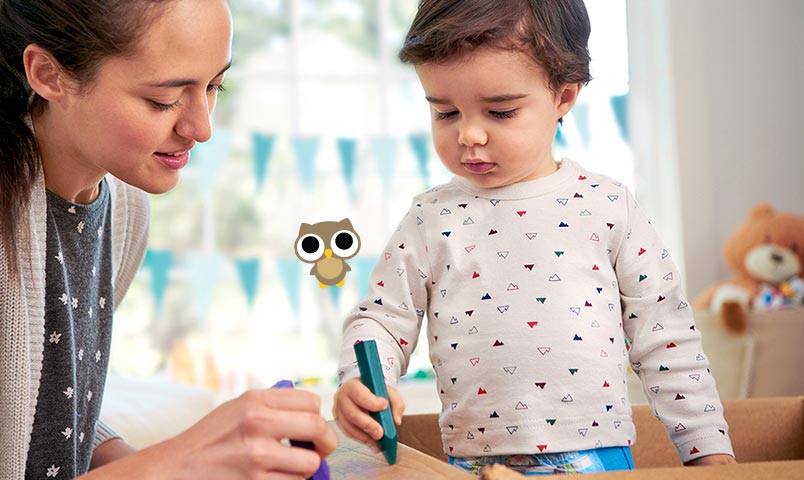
left=399, top=0, right=592, bottom=93
left=0, top=0, right=162, bottom=273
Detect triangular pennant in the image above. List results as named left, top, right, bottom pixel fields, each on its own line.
left=336, top=137, right=358, bottom=200
left=186, top=252, right=222, bottom=323
left=276, top=258, right=301, bottom=315
left=290, top=135, right=320, bottom=190
left=251, top=132, right=275, bottom=192
left=408, top=132, right=430, bottom=187
left=193, top=128, right=232, bottom=196
left=144, top=249, right=173, bottom=313
left=610, top=94, right=629, bottom=142
left=369, top=134, right=398, bottom=192
left=234, top=257, right=261, bottom=309
left=572, top=103, right=591, bottom=148
left=353, top=257, right=378, bottom=299
left=554, top=127, right=568, bottom=148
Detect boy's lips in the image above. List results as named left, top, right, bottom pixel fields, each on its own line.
left=462, top=160, right=496, bottom=174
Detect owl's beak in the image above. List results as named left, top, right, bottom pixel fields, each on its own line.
left=325, top=249, right=333, bottom=258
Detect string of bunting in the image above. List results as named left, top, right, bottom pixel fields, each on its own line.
left=189, top=94, right=628, bottom=197
left=142, top=249, right=380, bottom=317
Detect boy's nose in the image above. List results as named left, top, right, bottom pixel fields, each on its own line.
left=458, top=121, right=488, bottom=147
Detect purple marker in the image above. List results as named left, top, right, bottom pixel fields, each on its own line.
left=272, top=380, right=331, bottom=480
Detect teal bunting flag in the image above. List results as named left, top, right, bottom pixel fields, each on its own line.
left=352, top=256, right=378, bottom=300
left=408, top=133, right=430, bottom=187
left=252, top=132, right=275, bottom=192
left=336, top=137, right=358, bottom=200
left=554, top=127, right=568, bottom=148
left=610, top=94, right=629, bottom=142
left=572, top=103, right=591, bottom=148
left=369, top=135, right=397, bottom=191
left=186, top=252, right=222, bottom=323
left=144, top=249, right=173, bottom=313
left=328, top=281, right=342, bottom=308
left=192, top=128, right=232, bottom=196
left=276, top=258, right=301, bottom=315
left=234, top=257, right=261, bottom=309
left=290, top=135, right=320, bottom=190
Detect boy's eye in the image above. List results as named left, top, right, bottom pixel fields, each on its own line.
left=490, top=109, right=518, bottom=119
left=434, top=110, right=458, bottom=120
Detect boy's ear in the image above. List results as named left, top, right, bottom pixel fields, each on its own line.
left=556, top=82, right=582, bottom=118
left=23, top=44, right=70, bottom=104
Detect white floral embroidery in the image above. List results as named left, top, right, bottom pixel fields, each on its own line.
left=77, top=221, right=85, bottom=234
left=46, top=465, right=60, bottom=477
left=61, top=427, right=72, bottom=440
left=63, top=387, right=73, bottom=399
left=49, top=331, right=61, bottom=344
left=99, top=297, right=106, bottom=309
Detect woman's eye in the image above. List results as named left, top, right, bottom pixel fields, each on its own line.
left=150, top=100, right=180, bottom=111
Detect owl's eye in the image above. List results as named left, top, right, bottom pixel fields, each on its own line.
left=296, top=233, right=324, bottom=262
left=331, top=230, right=360, bottom=258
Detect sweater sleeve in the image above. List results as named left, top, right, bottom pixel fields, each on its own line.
left=616, top=189, right=734, bottom=462
left=338, top=201, right=432, bottom=387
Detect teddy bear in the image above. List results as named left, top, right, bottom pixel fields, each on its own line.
left=693, top=204, right=804, bottom=333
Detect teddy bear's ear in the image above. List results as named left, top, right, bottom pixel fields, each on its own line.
left=749, top=203, right=775, bottom=220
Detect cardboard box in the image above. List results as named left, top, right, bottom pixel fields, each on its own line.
left=393, top=396, right=804, bottom=479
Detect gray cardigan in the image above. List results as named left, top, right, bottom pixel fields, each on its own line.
left=0, top=170, right=150, bottom=478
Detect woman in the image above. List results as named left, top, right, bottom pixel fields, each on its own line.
left=0, top=0, right=337, bottom=478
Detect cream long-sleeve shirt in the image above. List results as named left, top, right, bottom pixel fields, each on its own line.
left=0, top=169, right=149, bottom=479
left=339, top=159, right=734, bottom=462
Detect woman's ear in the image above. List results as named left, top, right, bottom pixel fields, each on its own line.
left=556, top=82, right=582, bottom=119
left=23, top=44, right=69, bottom=104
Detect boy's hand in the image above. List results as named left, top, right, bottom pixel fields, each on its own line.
left=332, top=378, right=406, bottom=452
left=686, top=454, right=737, bottom=466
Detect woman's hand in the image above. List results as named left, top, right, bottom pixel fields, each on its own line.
left=83, top=388, right=338, bottom=479
left=332, top=378, right=405, bottom=452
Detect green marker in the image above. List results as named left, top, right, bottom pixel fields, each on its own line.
left=353, top=339, right=398, bottom=465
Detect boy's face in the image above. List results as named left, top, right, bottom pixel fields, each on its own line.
left=416, top=47, right=579, bottom=188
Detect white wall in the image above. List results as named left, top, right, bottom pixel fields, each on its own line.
left=628, top=0, right=804, bottom=299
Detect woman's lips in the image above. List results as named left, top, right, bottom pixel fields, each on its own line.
left=154, top=150, right=190, bottom=170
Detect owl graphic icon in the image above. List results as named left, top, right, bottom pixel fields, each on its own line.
left=294, top=218, right=361, bottom=288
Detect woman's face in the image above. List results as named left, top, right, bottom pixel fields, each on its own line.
left=52, top=0, right=233, bottom=195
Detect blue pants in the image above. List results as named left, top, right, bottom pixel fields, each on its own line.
left=449, top=446, right=634, bottom=475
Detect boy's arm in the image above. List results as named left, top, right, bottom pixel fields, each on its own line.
left=616, top=189, right=735, bottom=463
left=338, top=203, right=432, bottom=387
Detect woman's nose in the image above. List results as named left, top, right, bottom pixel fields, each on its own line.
left=175, top=95, right=213, bottom=143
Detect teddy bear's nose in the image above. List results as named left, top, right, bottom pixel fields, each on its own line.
left=771, top=252, right=784, bottom=263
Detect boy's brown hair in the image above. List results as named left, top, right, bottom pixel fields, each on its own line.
left=399, top=0, right=592, bottom=93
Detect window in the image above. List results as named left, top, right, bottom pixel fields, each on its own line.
left=112, top=0, right=633, bottom=397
